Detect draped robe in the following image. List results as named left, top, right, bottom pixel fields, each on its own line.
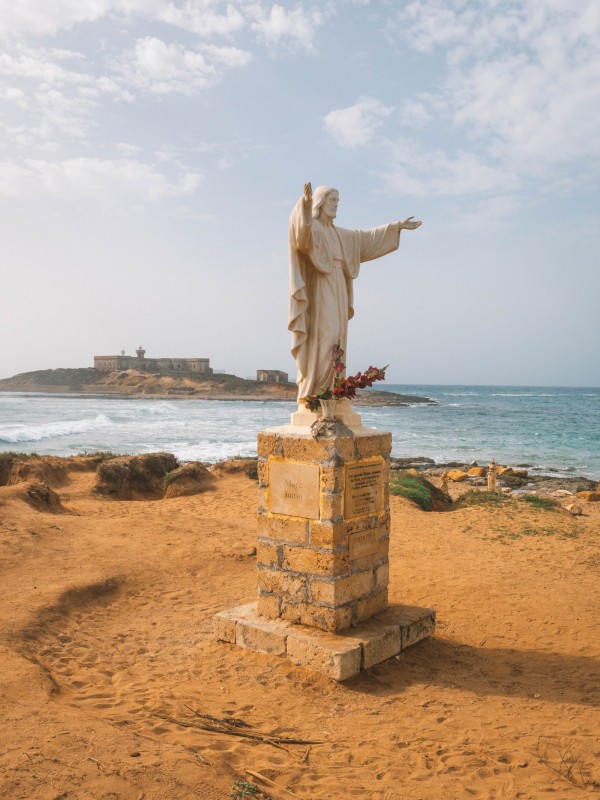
left=288, top=195, right=402, bottom=401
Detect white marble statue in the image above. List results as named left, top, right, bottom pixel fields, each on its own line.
left=288, top=183, right=421, bottom=401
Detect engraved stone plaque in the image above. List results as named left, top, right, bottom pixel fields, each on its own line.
left=269, top=460, right=320, bottom=519
left=345, top=459, right=384, bottom=519
left=348, top=529, right=379, bottom=560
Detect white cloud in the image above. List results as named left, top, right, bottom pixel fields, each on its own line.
left=443, top=193, right=523, bottom=233
left=0, top=45, right=87, bottom=84
left=380, top=138, right=519, bottom=197
left=0, top=43, right=133, bottom=144
left=0, top=0, right=246, bottom=40
left=395, top=0, right=475, bottom=54
left=0, top=33, right=251, bottom=150
left=203, top=43, right=253, bottom=67
left=114, top=36, right=252, bottom=94
left=323, top=96, right=393, bottom=148
left=116, top=141, right=143, bottom=155
left=249, top=4, right=323, bottom=50
left=157, top=2, right=246, bottom=38
left=0, top=156, right=203, bottom=201
left=398, top=98, right=432, bottom=127
left=392, top=0, right=600, bottom=175
left=0, top=0, right=113, bottom=38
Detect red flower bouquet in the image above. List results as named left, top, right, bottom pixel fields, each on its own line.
left=303, top=345, right=388, bottom=412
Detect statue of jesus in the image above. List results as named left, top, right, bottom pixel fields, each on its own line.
left=288, top=183, right=421, bottom=402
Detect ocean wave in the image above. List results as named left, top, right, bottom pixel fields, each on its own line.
left=491, top=392, right=555, bottom=397
left=114, top=402, right=179, bottom=420
left=0, top=414, right=113, bottom=444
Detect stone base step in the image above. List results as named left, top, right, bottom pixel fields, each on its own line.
left=214, top=601, right=435, bottom=681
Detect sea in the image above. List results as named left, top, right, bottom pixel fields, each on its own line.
left=0, top=385, right=598, bottom=479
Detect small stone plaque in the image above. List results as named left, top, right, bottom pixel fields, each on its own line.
left=269, top=460, right=320, bottom=519
left=345, top=459, right=384, bottom=519
left=348, top=529, right=379, bottom=560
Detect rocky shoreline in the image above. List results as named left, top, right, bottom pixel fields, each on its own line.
left=389, top=456, right=598, bottom=494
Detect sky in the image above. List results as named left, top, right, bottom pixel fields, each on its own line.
left=0, top=0, right=599, bottom=387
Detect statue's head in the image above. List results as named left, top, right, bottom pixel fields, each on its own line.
left=312, top=186, right=339, bottom=222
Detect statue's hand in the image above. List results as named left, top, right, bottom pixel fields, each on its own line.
left=303, top=182, right=312, bottom=206
left=399, top=216, right=422, bottom=230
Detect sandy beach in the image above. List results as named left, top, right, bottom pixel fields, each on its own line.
left=1, top=455, right=599, bottom=799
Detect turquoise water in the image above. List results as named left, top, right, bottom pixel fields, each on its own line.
left=0, top=385, right=598, bottom=478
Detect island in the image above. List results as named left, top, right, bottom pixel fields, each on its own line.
left=0, top=368, right=435, bottom=406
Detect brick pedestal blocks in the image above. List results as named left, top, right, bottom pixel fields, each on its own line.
left=256, top=422, right=391, bottom=631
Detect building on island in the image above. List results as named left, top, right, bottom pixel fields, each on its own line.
left=94, top=346, right=212, bottom=374
left=256, top=369, right=288, bottom=384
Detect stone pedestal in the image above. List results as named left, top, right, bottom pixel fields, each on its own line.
left=215, top=419, right=436, bottom=679
left=256, top=422, right=391, bottom=632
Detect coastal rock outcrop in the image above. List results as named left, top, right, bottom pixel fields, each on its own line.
left=164, top=463, right=216, bottom=498
left=447, top=470, right=468, bottom=482
left=94, top=453, right=178, bottom=500
left=23, top=482, right=66, bottom=513
left=211, top=458, right=258, bottom=480
left=576, top=490, right=600, bottom=502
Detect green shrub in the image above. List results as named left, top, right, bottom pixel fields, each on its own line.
left=517, top=494, right=558, bottom=511
left=390, top=474, right=432, bottom=511
left=454, top=490, right=506, bottom=508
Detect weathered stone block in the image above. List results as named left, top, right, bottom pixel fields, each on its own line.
left=320, top=491, right=343, bottom=521
left=351, top=545, right=388, bottom=573
left=258, top=515, right=308, bottom=545
left=329, top=436, right=358, bottom=463
left=287, top=629, right=362, bottom=680
left=309, top=570, right=374, bottom=606
left=258, top=568, right=307, bottom=602
left=348, top=527, right=379, bottom=561
left=281, top=436, right=329, bottom=462
left=321, top=466, right=345, bottom=493
left=213, top=611, right=237, bottom=643
left=257, top=486, right=267, bottom=514
left=257, top=432, right=281, bottom=457
left=257, top=594, right=280, bottom=618
left=355, top=621, right=402, bottom=669
left=374, top=560, right=390, bottom=593
left=400, top=610, right=436, bottom=649
left=355, top=432, right=392, bottom=459
left=355, top=589, right=388, bottom=624
left=282, top=545, right=349, bottom=576
left=237, top=616, right=289, bottom=655
left=256, top=541, right=281, bottom=568
left=308, top=520, right=348, bottom=548
left=280, top=601, right=353, bottom=632
left=257, top=458, right=269, bottom=487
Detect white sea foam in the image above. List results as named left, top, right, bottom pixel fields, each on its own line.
left=0, top=414, right=113, bottom=444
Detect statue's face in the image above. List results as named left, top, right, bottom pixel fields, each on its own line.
left=321, top=190, right=339, bottom=220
